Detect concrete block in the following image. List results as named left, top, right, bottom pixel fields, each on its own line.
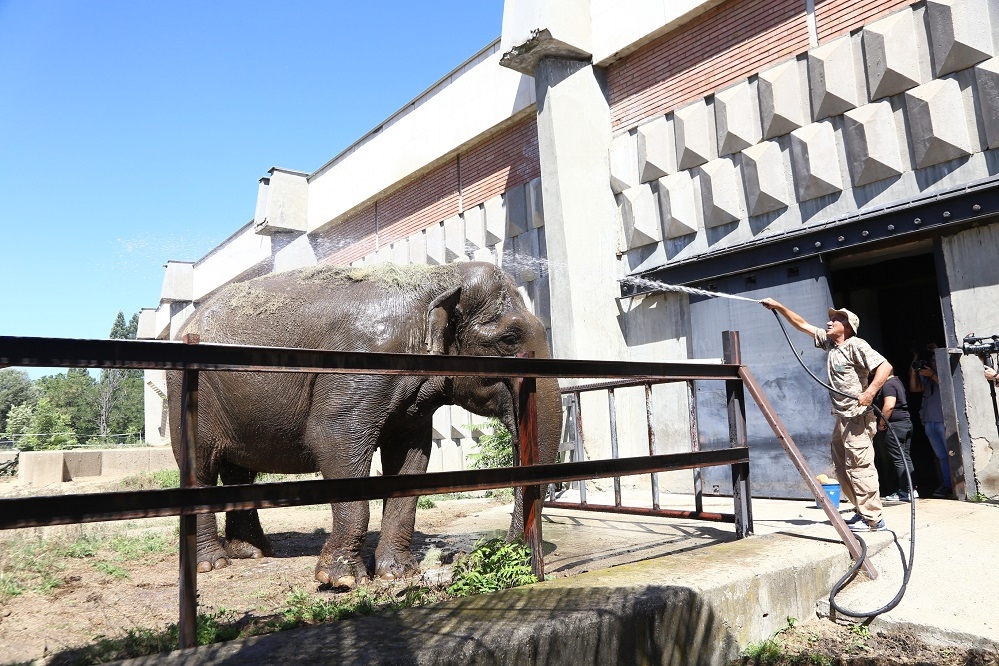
left=253, top=168, right=309, bottom=235
left=636, top=116, right=676, bottom=182
left=531, top=276, right=552, bottom=328
left=63, top=450, right=102, bottom=478
left=100, top=448, right=151, bottom=477
left=759, top=59, right=809, bottom=139
left=527, top=177, right=545, bottom=229
left=715, top=80, right=761, bottom=156
left=843, top=101, right=904, bottom=186
left=609, top=131, right=640, bottom=193
left=699, top=158, right=743, bottom=228
left=443, top=214, right=466, bottom=261
left=504, top=184, right=530, bottom=238
left=512, top=229, right=543, bottom=282
left=391, top=240, right=409, bottom=264
left=431, top=408, right=448, bottom=442
left=790, top=121, right=843, bottom=201
left=975, top=57, right=999, bottom=149
left=154, top=303, right=172, bottom=339
left=169, top=302, right=196, bottom=341
left=808, top=35, right=863, bottom=120
left=137, top=307, right=160, bottom=340
left=407, top=230, right=428, bottom=265
left=149, top=447, right=178, bottom=472
left=657, top=171, right=700, bottom=239
left=272, top=232, right=318, bottom=273
left=463, top=203, right=487, bottom=251
left=741, top=141, right=790, bottom=216
left=618, top=184, right=662, bottom=249
left=926, top=0, right=995, bottom=78
left=425, top=222, right=446, bottom=265
left=863, top=10, right=925, bottom=100
left=18, top=451, right=67, bottom=486
left=904, top=77, right=973, bottom=168
left=373, top=244, right=392, bottom=265
left=160, top=261, right=194, bottom=302
left=674, top=99, right=714, bottom=170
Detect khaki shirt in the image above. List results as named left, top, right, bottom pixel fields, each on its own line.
left=813, top=330, right=887, bottom=418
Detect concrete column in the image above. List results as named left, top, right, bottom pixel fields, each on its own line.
left=532, top=57, right=624, bottom=361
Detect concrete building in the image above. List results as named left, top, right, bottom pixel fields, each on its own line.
left=140, top=0, right=999, bottom=499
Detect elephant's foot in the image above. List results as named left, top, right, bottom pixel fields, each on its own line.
left=223, top=538, right=270, bottom=560
left=196, top=542, right=231, bottom=573
left=315, top=554, right=369, bottom=589
left=373, top=550, right=421, bottom=581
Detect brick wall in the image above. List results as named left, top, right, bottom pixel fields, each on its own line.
left=607, top=0, right=810, bottom=132
left=320, top=115, right=539, bottom=265
left=814, top=0, right=920, bottom=43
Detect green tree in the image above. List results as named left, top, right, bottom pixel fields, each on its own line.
left=20, top=397, right=78, bottom=451
left=0, top=368, right=39, bottom=430
left=36, top=369, right=99, bottom=439
left=97, top=311, right=145, bottom=443
left=3, top=402, right=34, bottom=446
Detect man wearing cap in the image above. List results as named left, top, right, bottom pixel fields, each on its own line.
left=760, top=298, right=893, bottom=532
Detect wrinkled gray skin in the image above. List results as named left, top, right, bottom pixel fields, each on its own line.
left=167, top=262, right=561, bottom=588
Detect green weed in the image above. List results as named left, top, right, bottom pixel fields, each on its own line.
left=741, top=638, right=783, bottom=664
left=447, top=538, right=537, bottom=597
left=417, top=496, right=436, bottom=509
left=94, top=562, right=130, bottom=579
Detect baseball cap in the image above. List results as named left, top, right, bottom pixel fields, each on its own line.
left=828, top=307, right=860, bottom=335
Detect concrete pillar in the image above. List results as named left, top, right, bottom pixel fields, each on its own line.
left=531, top=56, right=624, bottom=361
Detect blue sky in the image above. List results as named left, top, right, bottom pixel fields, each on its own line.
left=0, top=1, right=503, bottom=377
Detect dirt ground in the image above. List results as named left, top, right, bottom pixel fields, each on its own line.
left=1, top=475, right=995, bottom=666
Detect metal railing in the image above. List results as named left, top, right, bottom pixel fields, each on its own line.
left=0, top=331, right=862, bottom=651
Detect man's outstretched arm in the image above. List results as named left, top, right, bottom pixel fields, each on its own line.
left=760, top=298, right=821, bottom=337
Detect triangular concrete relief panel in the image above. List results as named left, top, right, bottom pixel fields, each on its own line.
left=715, top=80, right=761, bottom=157
left=528, top=177, right=545, bottom=229
left=618, top=184, right=662, bottom=250
left=809, top=35, right=863, bottom=121
left=843, top=101, right=904, bottom=187
left=699, top=158, right=743, bottom=228
left=407, top=229, right=428, bottom=265
left=609, top=131, right=640, bottom=194
left=674, top=99, right=714, bottom=170
left=741, top=141, right=790, bottom=216
left=637, top=116, right=676, bottom=182
left=759, top=59, right=810, bottom=140
left=425, top=222, right=446, bottom=265
left=657, top=171, right=700, bottom=239
left=975, top=57, right=999, bottom=149
left=927, top=0, right=996, bottom=77
left=790, top=121, right=844, bottom=201
left=463, top=203, right=487, bottom=251
left=391, top=240, right=409, bottom=264
left=904, top=78, right=973, bottom=168
left=504, top=184, right=530, bottom=238
left=863, top=10, right=925, bottom=100
left=511, top=229, right=542, bottom=282
left=443, top=214, right=466, bottom=262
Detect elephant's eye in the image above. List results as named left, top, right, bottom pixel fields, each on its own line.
left=499, top=332, right=521, bottom=347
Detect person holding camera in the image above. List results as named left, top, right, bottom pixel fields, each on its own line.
left=761, top=298, right=892, bottom=533
left=908, top=344, right=952, bottom=499
left=873, top=369, right=916, bottom=502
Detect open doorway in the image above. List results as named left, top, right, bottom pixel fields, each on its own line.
left=828, top=246, right=946, bottom=498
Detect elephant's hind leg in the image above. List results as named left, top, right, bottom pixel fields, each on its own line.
left=220, top=462, right=273, bottom=560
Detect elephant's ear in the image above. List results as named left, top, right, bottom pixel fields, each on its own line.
left=426, top=285, right=462, bottom=354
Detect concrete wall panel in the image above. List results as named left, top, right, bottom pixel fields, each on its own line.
left=904, top=77, right=973, bottom=168
left=674, top=99, right=715, bottom=169
left=843, top=101, right=904, bottom=186
left=715, top=80, right=761, bottom=156
left=637, top=116, right=676, bottom=182
left=974, top=57, right=999, bottom=149
left=808, top=35, right=864, bottom=120
left=699, top=158, right=743, bottom=228
left=609, top=131, right=640, bottom=193
left=926, top=0, right=996, bottom=78
left=741, top=141, right=790, bottom=216
left=618, top=184, right=663, bottom=249
left=789, top=121, right=844, bottom=201
left=657, top=171, right=700, bottom=239
left=759, top=59, right=810, bottom=139
left=863, top=9, right=928, bottom=100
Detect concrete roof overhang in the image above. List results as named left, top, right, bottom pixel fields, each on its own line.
left=620, top=176, right=999, bottom=298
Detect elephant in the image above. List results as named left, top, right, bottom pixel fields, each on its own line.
left=167, top=261, right=561, bottom=588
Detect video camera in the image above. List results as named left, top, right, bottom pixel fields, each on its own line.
left=962, top=334, right=999, bottom=356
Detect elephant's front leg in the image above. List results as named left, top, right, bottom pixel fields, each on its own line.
left=374, top=429, right=432, bottom=580
left=315, top=499, right=371, bottom=587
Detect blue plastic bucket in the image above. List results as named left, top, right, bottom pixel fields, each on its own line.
left=817, top=482, right=841, bottom=507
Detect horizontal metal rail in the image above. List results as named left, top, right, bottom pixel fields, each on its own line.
left=0, top=449, right=748, bottom=530
left=0, top=335, right=740, bottom=381
left=544, top=502, right=734, bottom=523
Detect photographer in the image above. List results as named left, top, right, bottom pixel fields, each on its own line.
left=909, top=344, right=951, bottom=499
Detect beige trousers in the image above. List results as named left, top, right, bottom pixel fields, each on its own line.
left=830, top=412, right=883, bottom=522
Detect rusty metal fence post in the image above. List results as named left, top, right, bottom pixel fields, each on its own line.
left=517, top=375, right=543, bottom=580
left=178, top=334, right=200, bottom=649
left=723, top=331, right=753, bottom=538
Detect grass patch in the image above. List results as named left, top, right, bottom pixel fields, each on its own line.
left=447, top=538, right=537, bottom=597
left=0, top=530, right=175, bottom=600
left=114, top=469, right=180, bottom=490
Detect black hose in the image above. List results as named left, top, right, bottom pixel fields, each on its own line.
left=771, top=310, right=915, bottom=619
